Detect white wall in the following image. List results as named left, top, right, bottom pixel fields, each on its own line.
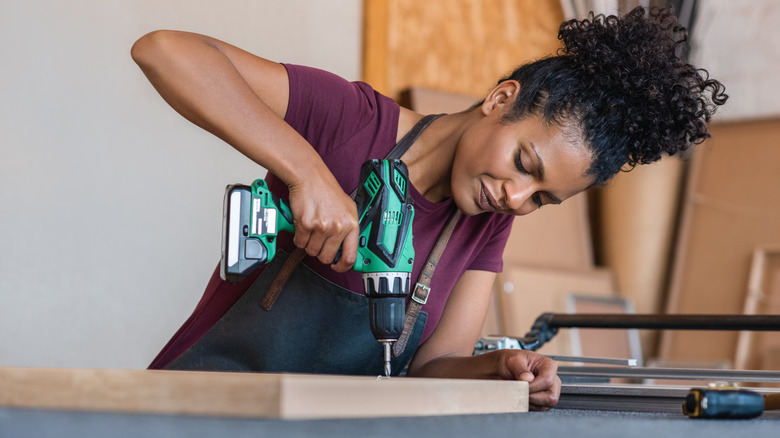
left=0, top=0, right=362, bottom=369
left=691, top=0, right=780, bottom=122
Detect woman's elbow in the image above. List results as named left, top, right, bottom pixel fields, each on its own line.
left=130, top=30, right=177, bottom=68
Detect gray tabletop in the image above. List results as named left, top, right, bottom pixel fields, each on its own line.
left=2, top=407, right=779, bottom=438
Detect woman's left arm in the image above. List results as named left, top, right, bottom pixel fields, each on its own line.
left=406, top=270, right=561, bottom=410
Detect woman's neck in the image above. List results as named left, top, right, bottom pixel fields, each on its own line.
left=397, top=108, right=476, bottom=203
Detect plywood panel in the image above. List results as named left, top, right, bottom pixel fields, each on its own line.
left=363, top=0, right=565, bottom=100
left=362, top=0, right=390, bottom=94
left=0, top=368, right=528, bottom=419
left=660, top=118, right=780, bottom=364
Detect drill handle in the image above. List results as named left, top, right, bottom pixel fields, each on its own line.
left=246, top=179, right=295, bottom=261
left=220, top=180, right=295, bottom=282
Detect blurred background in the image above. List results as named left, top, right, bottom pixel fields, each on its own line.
left=1, top=0, right=779, bottom=371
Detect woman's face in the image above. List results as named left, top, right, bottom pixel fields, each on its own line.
left=451, top=100, right=594, bottom=216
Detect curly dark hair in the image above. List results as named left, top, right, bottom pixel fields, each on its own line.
left=498, top=6, right=728, bottom=186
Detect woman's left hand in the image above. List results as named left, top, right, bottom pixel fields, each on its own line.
left=496, top=349, right=561, bottom=410
left=405, top=270, right=562, bottom=411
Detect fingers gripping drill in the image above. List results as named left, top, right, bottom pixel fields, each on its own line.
left=220, top=159, right=415, bottom=377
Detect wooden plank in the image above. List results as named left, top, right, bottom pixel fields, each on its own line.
left=0, top=368, right=528, bottom=419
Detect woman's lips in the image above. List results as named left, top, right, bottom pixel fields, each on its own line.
left=479, top=184, right=499, bottom=212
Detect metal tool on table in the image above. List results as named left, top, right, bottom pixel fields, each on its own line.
left=683, top=385, right=780, bottom=419
left=220, top=159, right=415, bottom=377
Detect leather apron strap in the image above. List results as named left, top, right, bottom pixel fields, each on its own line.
left=392, top=208, right=460, bottom=357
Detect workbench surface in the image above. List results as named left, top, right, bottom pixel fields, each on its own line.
left=2, top=407, right=779, bottom=438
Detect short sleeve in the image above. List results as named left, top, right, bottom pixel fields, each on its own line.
left=466, top=214, right=514, bottom=273
left=280, top=64, right=400, bottom=192
left=282, top=63, right=397, bottom=159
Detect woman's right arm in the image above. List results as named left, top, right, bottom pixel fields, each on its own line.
left=131, top=30, right=358, bottom=271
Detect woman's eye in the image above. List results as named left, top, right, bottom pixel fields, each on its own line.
left=515, top=150, right=529, bottom=175
left=532, top=193, right=544, bottom=209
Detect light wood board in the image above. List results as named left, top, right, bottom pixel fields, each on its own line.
left=0, top=368, right=528, bottom=420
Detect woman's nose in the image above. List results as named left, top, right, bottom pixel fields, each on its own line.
left=504, top=181, right=539, bottom=215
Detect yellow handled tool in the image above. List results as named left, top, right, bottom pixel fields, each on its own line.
left=683, top=386, right=780, bottom=419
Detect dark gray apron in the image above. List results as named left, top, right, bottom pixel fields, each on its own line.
left=166, top=114, right=443, bottom=376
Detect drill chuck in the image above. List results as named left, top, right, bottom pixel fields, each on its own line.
left=364, top=271, right=410, bottom=342
left=367, top=295, right=406, bottom=341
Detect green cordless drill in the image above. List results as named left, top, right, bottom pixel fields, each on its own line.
left=220, top=159, right=415, bottom=376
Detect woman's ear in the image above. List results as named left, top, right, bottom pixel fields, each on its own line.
left=481, top=80, right=520, bottom=116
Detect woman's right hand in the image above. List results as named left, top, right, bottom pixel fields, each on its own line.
left=287, top=173, right=359, bottom=273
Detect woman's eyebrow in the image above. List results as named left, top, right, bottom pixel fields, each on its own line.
left=529, top=142, right=564, bottom=205
left=530, top=142, right=545, bottom=181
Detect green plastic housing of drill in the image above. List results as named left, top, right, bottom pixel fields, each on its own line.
left=352, top=159, right=415, bottom=342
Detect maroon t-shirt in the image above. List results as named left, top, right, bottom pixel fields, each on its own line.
left=149, top=64, right=513, bottom=369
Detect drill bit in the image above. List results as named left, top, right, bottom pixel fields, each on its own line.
left=383, top=342, right=392, bottom=377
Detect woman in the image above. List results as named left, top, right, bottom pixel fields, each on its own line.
left=131, top=6, right=726, bottom=410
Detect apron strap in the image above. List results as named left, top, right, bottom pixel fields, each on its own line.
left=392, top=208, right=460, bottom=357
left=261, top=247, right=306, bottom=311
left=385, top=113, right=444, bottom=160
